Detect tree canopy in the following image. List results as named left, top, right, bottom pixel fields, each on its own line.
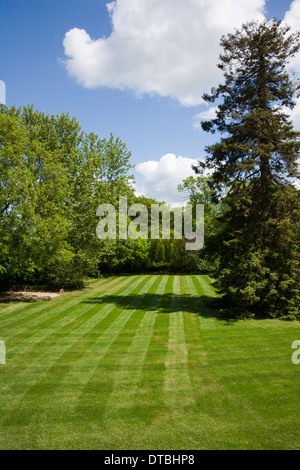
left=194, top=20, right=300, bottom=320
left=0, top=105, right=135, bottom=288
left=0, top=105, right=202, bottom=287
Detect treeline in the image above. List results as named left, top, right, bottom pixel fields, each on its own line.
left=0, top=105, right=212, bottom=289
left=0, top=105, right=133, bottom=288
left=1, top=21, right=299, bottom=321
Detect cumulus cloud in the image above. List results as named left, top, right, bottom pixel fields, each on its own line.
left=284, top=0, right=300, bottom=130
left=135, top=153, right=202, bottom=206
left=0, top=81, right=6, bottom=105
left=63, top=0, right=265, bottom=106
left=193, top=106, right=218, bottom=129
left=284, top=0, right=300, bottom=55
left=191, top=1, right=300, bottom=130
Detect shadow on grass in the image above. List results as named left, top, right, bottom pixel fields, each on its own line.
left=82, top=293, right=237, bottom=323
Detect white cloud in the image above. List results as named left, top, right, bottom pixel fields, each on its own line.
left=191, top=2, right=300, bottom=130
left=284, top=0, right=300, bottom=50
left=0, top=81, right=6, bottom=105
left=63, top=0, right=265, bottom=106
left=193, top=106, right=218, bottom=129
left=284, top=0, right=300, bottom=130
left=135, top=153, right=202, bottom=206
left=286, top=98, right=300, bottom=130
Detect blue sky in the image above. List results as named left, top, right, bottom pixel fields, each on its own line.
left=0, top=0, right=299, bottom=205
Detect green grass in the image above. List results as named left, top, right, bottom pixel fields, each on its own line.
left=0, top=275, right=299, bottom=450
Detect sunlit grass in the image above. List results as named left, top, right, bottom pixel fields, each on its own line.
left=0, top=275, right=299, bottom=449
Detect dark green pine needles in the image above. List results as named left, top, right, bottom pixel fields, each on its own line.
left=194, top=20, right=300, bottom=319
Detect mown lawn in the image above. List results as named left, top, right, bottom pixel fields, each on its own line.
left=0, top=275, right=299, bottom=450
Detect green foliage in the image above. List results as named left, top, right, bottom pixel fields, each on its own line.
left=98, top=238, right=150, bottom=273
left=0, top=107, right=73, bottom=286
left=198, top=20, right=300, bottom=190
left=0, top=105, right=135, bottom=288
left=178, top=175, right=223, bottom=275
left=216, top=183, right=300, bottom=319
left=194, top=20, right=300, bottom=319
left=0, top=104, right=217, bottom=283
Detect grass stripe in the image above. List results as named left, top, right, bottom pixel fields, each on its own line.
left=2, top=279, right=139, bottom=368
left=1, top=276, right=153, bottom=431
left=180, top=276, right=216, bottom=402
left=2, top=276, right=138, bottom=350
left=187, top=275, right=217, bottom=331
left=63, top=275, right=160, bottom=390
left=0, top=276, right=128, bottom=331
left=19, top=274, right=162, bottom=433
left=0, top=276, right=120, bottom=322
left=195, top=275, right=216, bottom=297
left=1, top=276, right=148, bottom=383
left=0, top=275, right=299, bottom=450
left=8, top=275, right=162, bottom=439
left=164, top=276, right=195, bottom=407
left=0, top=275, right=150, bottom=426
left=104, top=275, right=169, bottom=414
left=125, top=276, right=172, bottom=433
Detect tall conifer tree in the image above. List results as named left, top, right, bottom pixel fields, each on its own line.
left=194, top=20, right=300, bottom=319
